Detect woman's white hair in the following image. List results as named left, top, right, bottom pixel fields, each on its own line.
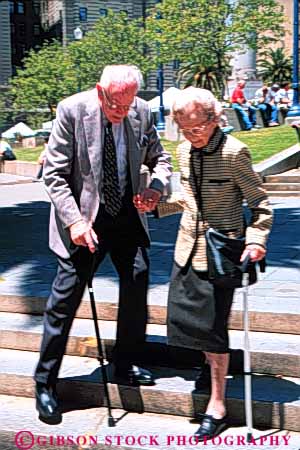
left=172, top=87, right=222, bottom=123
left=100, top=64, right=143, bottom=91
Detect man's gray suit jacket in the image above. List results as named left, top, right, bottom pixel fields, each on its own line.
left=43, top=88, right=172, bottom=259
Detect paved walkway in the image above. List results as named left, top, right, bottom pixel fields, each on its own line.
left=0, top=177, right=299, bottom=309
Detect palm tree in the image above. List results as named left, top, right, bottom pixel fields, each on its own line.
left=176, top=60, right=231, bottom=99
left=257, top=48, right=292, bottom=84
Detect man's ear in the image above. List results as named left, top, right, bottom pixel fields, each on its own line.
left=96, top=83, right=103, bottom=98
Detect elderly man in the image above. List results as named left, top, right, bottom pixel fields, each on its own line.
left=167, top=87, right=272, bottom=440
left=34, top=64, right=172, bottom=425
left=231, top=80, right=259, bottom=130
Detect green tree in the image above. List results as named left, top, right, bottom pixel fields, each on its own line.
left=176, top=61, right=232, bottom=98
left=145, top=0, right=285, bottom=97
left=9, top=11, right=150, bottom=126
left=68, top=10, right=152, bottom=91
left=10, top=40, right=76, bottom=122
left=257, top=47, right=292, bottom=84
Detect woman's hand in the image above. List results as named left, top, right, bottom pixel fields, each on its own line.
left=240, top=244, right=266, bottom=262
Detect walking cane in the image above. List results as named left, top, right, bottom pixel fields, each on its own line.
left=242, top=272, right=253, bottom=442
left=241, top=256, right=266, bottom=442
left=241, top=254, right=253, bottom=443
left=88, top=247, right=115, bottom=427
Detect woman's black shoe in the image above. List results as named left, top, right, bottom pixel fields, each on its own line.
left=35, top=383, right=62, bottom=425
left=114, top=365, right=155, bottom=386
left=195, top=364, right=211, bottom=391
left=194, top=414, right=228, bottom=441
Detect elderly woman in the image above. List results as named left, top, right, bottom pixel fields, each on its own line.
left=167, top=87, right=272, bottom=440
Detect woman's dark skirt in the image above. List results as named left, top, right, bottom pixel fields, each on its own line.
left=167, top=261, right=234, bottom=353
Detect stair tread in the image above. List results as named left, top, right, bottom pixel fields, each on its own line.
left=1, top=349, right=300, bottom=404
left=2, top=291, right=299, bottom=314
left=1, top=349, right=300, bottom=431
left=1, top=394, right=300, bottom=450
left=266, top=191, right=300, bottom=194
left=0, top=312, right=299, bottom=355
left=264, top=182, right=300, bottom=185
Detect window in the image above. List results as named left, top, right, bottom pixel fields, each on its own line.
left=19, top=23, right=26, bottom=35
left=11, top=24, right=15, bottom=34
left=17, top=2, right=25, bottom=14
left=33, top=24, right=40, bottom=36
left=79, top=7, right=88, bottom=21
left=9, top=1, right=14, bottom=14
left=99, top=8, right=107, bottom=17
left=20, top=44, right=26, bottom=56
left=33, top=1, right=40, bottom=16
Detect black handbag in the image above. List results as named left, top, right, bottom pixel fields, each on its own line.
left=206, top=227, right=258, bottom=288
left=190, top=148, right=265, bottom=289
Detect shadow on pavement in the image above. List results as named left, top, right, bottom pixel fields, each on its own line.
left=0, top=201, right=299, bottom=327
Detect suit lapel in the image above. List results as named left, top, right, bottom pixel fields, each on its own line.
left=83, top=88, right=102, bottom=185
left=125, top=104, right=142, bottom=195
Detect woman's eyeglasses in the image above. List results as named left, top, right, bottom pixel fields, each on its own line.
left=179, top=123, right=211, bottom=135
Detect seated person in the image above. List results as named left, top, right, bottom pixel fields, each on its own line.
left=278, top=82, right=293, bottom=108
left=253, top=86, right=279, bottom=126
left=231, top=80, right=259, bottom=131
left=0, top=138, right=16, bottom=161
left=219, top=113, right=234, bottom=134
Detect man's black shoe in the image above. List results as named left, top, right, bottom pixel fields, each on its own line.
left=35, top=383, right=62, bottom=425
left=114, top=365, right=155, bottom=386
left=194, top=414, right=228, bottom=441
left=195, top=364, right=211, bottom=391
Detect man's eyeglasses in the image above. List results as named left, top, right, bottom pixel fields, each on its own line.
left=102, top=89, right=132, bottom=112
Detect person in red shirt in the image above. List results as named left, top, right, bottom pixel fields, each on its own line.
left=231, top=80, right=259, bottom=130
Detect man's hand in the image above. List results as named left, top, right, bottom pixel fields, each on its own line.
left=240, top=244, right=266, bottom=263
left=69, top=220, right=98, bottom=253
left=133, top=188, right=162, bottom=213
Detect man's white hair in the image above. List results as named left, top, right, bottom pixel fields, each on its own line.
left=100, top=64, right=143, bottom=91
left=172, top=87, right=222, bottom=122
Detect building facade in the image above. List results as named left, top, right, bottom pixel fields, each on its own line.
left=10, top=0, right=44, bottom=76
left=0, top=0, right=45, bottom=84
left=38, top=0, right=172, bottom=90
left=0, top=0, right=296, bottom=90
left=0, top=1, right=12, bottom=85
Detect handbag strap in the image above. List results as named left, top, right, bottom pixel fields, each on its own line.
left=190, top=130, right=226, bottom=230
left=190, top=150, right=208, bottom=231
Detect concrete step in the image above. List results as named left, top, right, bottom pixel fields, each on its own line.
left=1, top=349, right=300, bottom=432
left=263, top=183, right=300, bottom=191
left=1, top=394, right=300, bottom=450
left=265, top=175, right=300, bottom=183
left=0, top=312, right=299, bottom=376
left=0, top=292, right=299, bottom=335
left=264, top=191, right=300, bottom=197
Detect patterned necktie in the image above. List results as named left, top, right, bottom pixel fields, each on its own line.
left=103, top=122, right=122, bottom=217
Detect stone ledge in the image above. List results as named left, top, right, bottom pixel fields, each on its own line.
left=1, top=160, right=38, bottom=178
left=254, top=144, right=300, bottom=177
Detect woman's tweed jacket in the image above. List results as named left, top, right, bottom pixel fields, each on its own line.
left=174, top=128, right=273, bottom=271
